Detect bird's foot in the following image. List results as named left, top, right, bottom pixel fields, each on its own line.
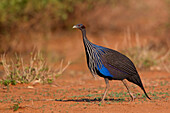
left=98, top=101, right=104, bottom=105
left=100, top=99, right=105, bottom=103
left=129, top=93, right=136, bottom=101
left=130, top=97, right=135, bottom=102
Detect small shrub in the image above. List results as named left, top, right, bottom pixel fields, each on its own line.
left=0, top=51, right=70, bottom=85
left=2, top=79, right=11, bottom=86
left=0, top=79, right=17, bottom=86
left=10, top=80, right=17, bottom=85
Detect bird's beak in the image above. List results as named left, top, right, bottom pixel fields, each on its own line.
left=72, top=25, right=77, bottom=29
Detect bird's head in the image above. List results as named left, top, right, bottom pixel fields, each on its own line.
left=72, top=24, right=86, bottom=30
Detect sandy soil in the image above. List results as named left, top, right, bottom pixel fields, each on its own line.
left=0, top=70, right=169, bottom=113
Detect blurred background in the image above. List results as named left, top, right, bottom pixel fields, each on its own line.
left=0, top=0, right=169, bottom=74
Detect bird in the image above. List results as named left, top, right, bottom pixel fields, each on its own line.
left=73, top=24, right=151, bottom=102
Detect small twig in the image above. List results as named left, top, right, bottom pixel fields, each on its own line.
left=160, top=49, right=170, bottom=61
left=123, top=31, right=127, bottom=47
left=135, top=32, right=140, bottom=48
left=161, top=61, right=170, bottom=73
left=1, top=54, right=10, bottom=77
left=58, top=60, right=71, bottom=75
left=127, top=26, right=132, bottom=48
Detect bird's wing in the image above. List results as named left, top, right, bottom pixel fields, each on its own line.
left=102, top=49, right=138, bottom=76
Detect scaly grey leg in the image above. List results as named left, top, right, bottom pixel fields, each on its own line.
left=101, top=78, right=110, bottom=102
left=122, top=79, right=135, bottom=101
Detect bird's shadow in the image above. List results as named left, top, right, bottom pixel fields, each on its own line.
left=55, top=98, right=127, bottom=102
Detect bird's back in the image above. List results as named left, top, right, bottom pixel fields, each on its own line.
left=100, top=48, right=139, bottom=80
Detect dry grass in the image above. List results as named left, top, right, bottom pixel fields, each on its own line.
left=0, top=50, right=70, bottom=85
left=122, top=27, right=170, bottom=71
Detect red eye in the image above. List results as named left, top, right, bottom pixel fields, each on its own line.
left=78, top=25, right=80, bottom=26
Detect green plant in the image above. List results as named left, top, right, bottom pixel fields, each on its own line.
left=1, top=79, right=11, bottom=86
left=160, top=81, right=168, bottom=86
left=47, top=78, right=53, bottom=84
left=12, top=103, right=19, bottom=111
left=0, top=79, right=17, bottom=87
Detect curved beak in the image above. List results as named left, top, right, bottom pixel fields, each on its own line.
left=72, top=25, right=78, bottom=29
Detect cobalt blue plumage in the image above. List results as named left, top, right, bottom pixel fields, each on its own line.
left=73, top=24, right=151, bottom=102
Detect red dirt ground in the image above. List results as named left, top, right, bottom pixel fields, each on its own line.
left=0, top=33, right=169, bottom=113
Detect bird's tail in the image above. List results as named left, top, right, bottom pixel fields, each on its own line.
left=127, top=75, right=151, bottom=100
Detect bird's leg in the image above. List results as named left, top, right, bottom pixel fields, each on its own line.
left=122, top=79, right=135, bottom=101
left=101, top=78, right=110, bottom=102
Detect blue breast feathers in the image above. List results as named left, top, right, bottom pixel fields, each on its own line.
left=97, top=64, right=113, bottom=78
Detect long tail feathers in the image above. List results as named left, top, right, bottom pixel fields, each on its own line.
left=127, top=75, right=151, bottom=100
left=141, top=85, right=151, bottom=100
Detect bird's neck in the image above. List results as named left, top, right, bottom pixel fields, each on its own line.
left=81, top=29, right=87, bottom=39
left=80, top=28, right=93, bottom=55
left=81, top=29, right=90, bottom=44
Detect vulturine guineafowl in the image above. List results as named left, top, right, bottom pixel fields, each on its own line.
left=73, top=24, right=151, bottom=102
